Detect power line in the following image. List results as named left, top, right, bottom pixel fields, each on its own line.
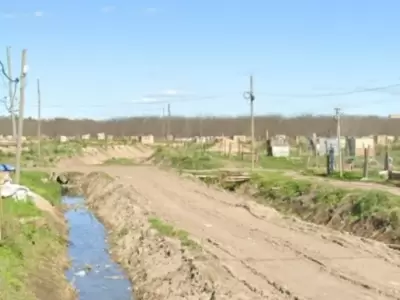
left=0, top=59, right=18, bottom=83
left=258, top=83, right=400, bottom=98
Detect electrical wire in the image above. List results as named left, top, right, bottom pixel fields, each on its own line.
left=258, top=83, right=400, bottom=98
left=0, top=60, right=19, bottom=83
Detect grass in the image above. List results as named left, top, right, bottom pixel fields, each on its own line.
left=102, top=157, right=137, bottom=165
left=20, top=171, right=61, bottom=206
left=152, top=146, right=224, bottom=170
left=0, top=170, right=65, bottom=300
left=148, top=217, right=199, bottom=249
left=0, top=140, right=84, bottom=168
left=246, top=172, right=400, bottom=242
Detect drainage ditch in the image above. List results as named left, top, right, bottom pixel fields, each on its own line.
left=63, top=195, right=133, bottom=299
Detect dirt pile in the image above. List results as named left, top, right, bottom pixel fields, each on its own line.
left=57, top=145, right=154, bottom=166
left=81, top=172, right=267, bottom=300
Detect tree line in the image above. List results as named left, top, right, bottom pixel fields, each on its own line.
left=0, top=115, right=398, bottom=138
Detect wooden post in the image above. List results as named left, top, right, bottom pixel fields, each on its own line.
left=383, top=145, right=389, bottom=171
left=362, top=146, right=369, bottom=178
left=37, top=79, right=41, bottom=159
left=6, top=46, right=17, bottom=140
left=15, top=49, right=27, bottom=184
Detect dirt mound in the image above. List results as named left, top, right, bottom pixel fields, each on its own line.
left=57, top=145, right=154, bottom=167
left=81, top=172, right=267, bottom=300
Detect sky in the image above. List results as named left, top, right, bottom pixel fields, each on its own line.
left=1, top=0, right=400, bottom=119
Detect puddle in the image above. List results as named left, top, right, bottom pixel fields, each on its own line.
left=63, top=196, right=133, bottom=300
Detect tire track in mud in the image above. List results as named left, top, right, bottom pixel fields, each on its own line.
left=204, top=238, right=302, bottom=300
left=125, top=177, right=380, bottom=299
left=251, top=228, right=400, bottom=299
left=237, top=202, right=400, bottom=269
left=153, top=177, right=400, bottom=293
left=111, top=167, right=400, bottom=300
left=119, top=177, right=298, bottom=299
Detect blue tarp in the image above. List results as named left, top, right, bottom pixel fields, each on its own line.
left=0, top=164, right=15, bottom=172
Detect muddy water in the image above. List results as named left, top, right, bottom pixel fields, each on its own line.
left=63, top=196, right=133, bottom=300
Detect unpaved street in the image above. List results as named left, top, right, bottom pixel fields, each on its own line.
left=94, top=166, right=400, bottom=300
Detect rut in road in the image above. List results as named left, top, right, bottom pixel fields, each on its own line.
left=101, top=166, right=400, bottom=300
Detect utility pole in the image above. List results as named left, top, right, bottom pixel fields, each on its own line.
left=15, top=49, right=27, bottom=184
left=37, top=78, right=41, bottom=159
left=243, top=75, right=256, bottom=170
left=166, top=103, right=171, bottom=138
left=6, top=46, right=17, bottom=140
left=162, top=106, right=165, bottom=139
left=335, top=107, right=343, bottom=177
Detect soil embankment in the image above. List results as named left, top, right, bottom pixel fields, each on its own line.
left=0, top=172, right=75, bottom=300
left=57, top=145, right=154, bottom=167
left=78, top=167, right=400, bottom=300
left=81, top=172, right=266, bottom=299
left=27, top=211, right=76, bottom=300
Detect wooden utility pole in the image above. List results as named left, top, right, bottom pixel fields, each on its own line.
left=166, top=103, right=171, bottom=138
left=162, top=106, right=165, bottom=138
left=250, top=76, right=255, bottom=170
left=37, top=78, right=42, bottom=159
left=335, top=107, right=343, bottom=177
left=6, top=47, right=17, bottom=140
left=15, top=49, right=27, bottom=184
left=244, top=75, right=256, bottom=170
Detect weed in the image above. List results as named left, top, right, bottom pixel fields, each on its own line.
left=148, top=217, right=199, bottom=249
left=20, top=171, right=61, bottom=206
left=0, top=170, right=65, bottom=300
left=102, top=157, right=136, bottom=165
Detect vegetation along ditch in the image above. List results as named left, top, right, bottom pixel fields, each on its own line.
left=0, top=171, right=75, bottom=300
left=0, top=169, right=134, bottom=300
left=200, top=171, right=400, bottom=247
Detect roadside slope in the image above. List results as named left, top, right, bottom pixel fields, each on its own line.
left=83, top=166, right=400, bottom=300
left=0, top=171, right=75, bottom=300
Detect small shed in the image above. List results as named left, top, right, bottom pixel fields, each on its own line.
left=266, top=139, right=290, bottom=157
left=139, top=135, right=154, bottom=144
left=346, top=136, right=375, bottom=157
left=97, top=133, right=105, bottom=140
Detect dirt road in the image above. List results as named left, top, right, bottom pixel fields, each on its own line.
left=84, top=165, right=400, bottom=300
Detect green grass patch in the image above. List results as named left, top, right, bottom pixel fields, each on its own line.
left=0, top=170, right=65, bottom=300
left=152, top=146, right=224, bottom=170
left=102, top=157, right=137, bottom=165
left=20, top=171, right=61, bottom=206
left=148, top=217, right=199, bottom=249
left=248, top=172, right=400, bottom=242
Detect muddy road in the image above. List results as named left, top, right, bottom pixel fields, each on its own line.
left=75, top=165, right=400, bottom=300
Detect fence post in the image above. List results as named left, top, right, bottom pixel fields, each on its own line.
left=362, top=146, right=369, bottom=178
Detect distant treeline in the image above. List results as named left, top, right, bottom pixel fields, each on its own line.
left=0, top=115, right=398, bottom=137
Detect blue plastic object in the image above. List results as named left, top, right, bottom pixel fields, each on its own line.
left=0, top=164, right=15, bottom=172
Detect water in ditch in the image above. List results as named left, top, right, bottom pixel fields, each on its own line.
left=63, top=196, right=133, bottom=300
